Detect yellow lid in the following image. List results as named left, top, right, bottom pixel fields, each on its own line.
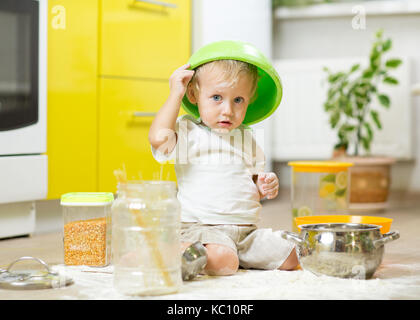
left=288, top=161, right=353, bottom=173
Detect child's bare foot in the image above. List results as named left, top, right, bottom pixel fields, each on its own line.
left=278, top=248, right=299, bottom=270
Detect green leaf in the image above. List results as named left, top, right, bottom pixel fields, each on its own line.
left=361, top=137, right=371, bottom=151
left=377, top=94, right=390, bottom=108
left=385, top=59, right=402, bottom=68
left=343, top=125, right=356, bottom=132
left=344, top=101, right=353, bottom=116
left=358, top=81, right=370, bottom=88
left=328, top=72, right=345, bottom=84
left=327, top=88, right=337, bottom=99
left=370, top=45, right=381, bottom=66
left=324, top=102, right=334, bottom=112
left=362, top=69, right=374, bottom=79
left=330, top=112, right=340, bottom=128
left=356, top=96, right=368, bottom=107
left=354, top=87, right=367, bottom=98
left=356, top=101, right=364, bottom=110
left=383, top=76, right=399, bottom=85
left=370, top=52, right=380, bottom=67
left=364, top=122, right=373, bottom=141
left=371, top=110, right=382, bottom=129
left=370, top=85, right=377, bottom=93
left=340, top=80, right=349, bottom=89
left=350, top=64, right=360, bottom=73
left=338, top=95, right=349, bottom=108
left=382, top=39, right=392, bottom=52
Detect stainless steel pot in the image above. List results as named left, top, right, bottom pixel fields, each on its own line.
left=281, top=223, right=399, bottom=279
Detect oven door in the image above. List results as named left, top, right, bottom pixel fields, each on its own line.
left=0, top=0, right=46, bottom=155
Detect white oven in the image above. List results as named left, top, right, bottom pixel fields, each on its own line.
left=0, top=0, right=47, bottom=237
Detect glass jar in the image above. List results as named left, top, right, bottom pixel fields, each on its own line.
left=288, top=161, right=353, bottom=232
left=61, top=192, right=114, bottom=267
left=111, top=181, right=182, bottom=296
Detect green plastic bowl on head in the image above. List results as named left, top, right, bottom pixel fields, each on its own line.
left=182, top=40, right=282, bottom=126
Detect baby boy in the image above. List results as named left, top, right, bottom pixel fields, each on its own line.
left=149, top=58, right=298, bottom=278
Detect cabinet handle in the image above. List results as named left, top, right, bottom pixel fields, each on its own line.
left=133, top=111, right=157, bottom=117
left=134, top=0, right=177, bottom=8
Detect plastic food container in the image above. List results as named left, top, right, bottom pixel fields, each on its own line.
left=61, top=192, right=114, bottom=266
left=111, top=181, right=182, bottom=296
left=288, top=161, right=353, bottom=232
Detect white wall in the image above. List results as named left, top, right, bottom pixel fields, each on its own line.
left=272, top=5, right=420, bottom=192
left=192, top=0, right=272, bottom=55
left=192, top=0, right=274, bottom=170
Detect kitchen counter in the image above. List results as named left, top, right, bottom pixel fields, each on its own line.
left=1, top=190, right=419, bottom=300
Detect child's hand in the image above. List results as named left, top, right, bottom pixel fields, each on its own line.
left=256, top=172, right=279, bottom=200
left=169, top=64, right=195, bottom=98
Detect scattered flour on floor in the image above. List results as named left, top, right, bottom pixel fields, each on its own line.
left=52, top=263, right=420, bottom=300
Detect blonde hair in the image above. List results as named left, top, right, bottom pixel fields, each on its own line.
left=189, top=60, right=259, bottom=100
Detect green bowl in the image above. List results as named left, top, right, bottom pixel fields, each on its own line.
left=182, top=40, right=282, bottom=126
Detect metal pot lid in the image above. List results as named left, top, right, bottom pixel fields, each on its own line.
left=0, top=256, right=73, bottom=290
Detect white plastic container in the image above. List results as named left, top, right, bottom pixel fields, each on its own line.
left=61, top=192, right=114, bottom=266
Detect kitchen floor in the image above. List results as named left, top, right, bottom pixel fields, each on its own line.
left=1, top=189, right=419, bottom=300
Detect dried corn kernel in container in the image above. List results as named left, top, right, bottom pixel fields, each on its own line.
left=61, top=192, right=114, bottom=267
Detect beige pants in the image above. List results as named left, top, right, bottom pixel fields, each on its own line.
left=181, top=223, right=295, bottom=270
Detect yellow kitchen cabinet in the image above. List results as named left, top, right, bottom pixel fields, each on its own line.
left=100, top=0, right=191, bottom=79
left=47, top=0, right=190, bottom=198
left=47, top=0, right=98, bottom=199
left=98, top=78, right=177, bottom=193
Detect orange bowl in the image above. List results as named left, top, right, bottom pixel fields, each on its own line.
left=295, top=215, right=392, bottom=234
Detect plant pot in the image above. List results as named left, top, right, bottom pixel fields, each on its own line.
left=332, top=156, right=396, bottom=212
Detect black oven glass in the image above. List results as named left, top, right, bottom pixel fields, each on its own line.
left=0, top=0, right=38, bottom=131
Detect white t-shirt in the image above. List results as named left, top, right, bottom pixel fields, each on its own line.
left=151, top=114, right=265, bottom=225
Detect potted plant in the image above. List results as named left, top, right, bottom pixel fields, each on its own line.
left=322, top=29, right=402, bottom=211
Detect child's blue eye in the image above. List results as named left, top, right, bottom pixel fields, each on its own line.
left=212, top=95, right=222, bottom=101
left=234, top=97, right=244, bottom=104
